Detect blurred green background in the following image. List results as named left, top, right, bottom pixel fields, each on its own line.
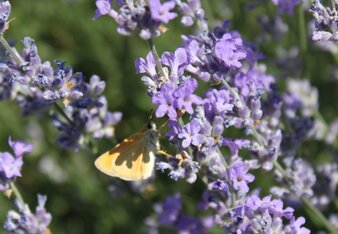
left=0, top=0, right=337, bottom=233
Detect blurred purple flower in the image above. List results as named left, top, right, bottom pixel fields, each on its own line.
left=311, top=163, right=338, bottom=209
left=94, top=0, right=117, bottom=20
left=155, top=193, right=181, bottom=225
left=8, top=137, right=33, bottom=157
left=271, top=157, right=316, bottom=199
left=0, top=1, right=11, bottom=33
left=272, top=0, right=301, bottom=15
left=149, top=0, right=177, bottom=24
left=310, top=0, right=338, bottom=42
left=177, top=0, right=205, bottom=27
left=4, top=195, right=52, bottom=234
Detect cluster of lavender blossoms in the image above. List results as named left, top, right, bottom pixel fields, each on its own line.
left=0, top=137, right=52, bottom=233
left=4, top=195, right=52, bottom=234
left=0, top=1, right=122, bottom=150
left=94, top=0, right=208, bottom=39
left=94, top=0, right=178, bottom=39
left=0, top=0, right=336, bottom=232
left=309, top=0, right=338, bottom=42
left=93, top=0, right=338, bottom=232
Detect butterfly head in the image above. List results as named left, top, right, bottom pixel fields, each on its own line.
left=146, top=120, right=157, bottom=131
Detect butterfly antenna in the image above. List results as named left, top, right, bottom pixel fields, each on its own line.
left=159, top=118, right=169, bottom=130
left=148, top=109, right=154, bottom=121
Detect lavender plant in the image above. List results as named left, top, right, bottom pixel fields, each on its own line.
left=0, top=0, right=337, bottom=233
left=0, top=1, right=122, bottom=151
left=0, top=137, right=51, bottom=234
left=92, top=0, right=336, bottom=233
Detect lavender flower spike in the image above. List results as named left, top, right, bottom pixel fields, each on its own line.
left=0, top=1, right=11, bottom=33
left=4, top=195, right=52, bottom=234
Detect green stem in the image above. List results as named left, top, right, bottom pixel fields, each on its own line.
left=331, top=0, right=336, bottom=11
left=147, top=38, right=165, bottom=78
left=301, top=196, right=337, bottom=233
left=298, top=5, right=307, bottom=56
left=201, top=0, right=214, bottom=27
left=10, top=183, right=25, bottom=206
left=0, top=34, right=25, bottom=66
left=53, top=102, right=74, bottom=126
left=314, top=110, right=329, bottom=130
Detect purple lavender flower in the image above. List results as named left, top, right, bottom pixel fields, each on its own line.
left=234, top=66, right=274, bottom=98
left=0, top=137, right=32, bottom=191
left=0, top=1, right=11, bottom=33
left=135, top=52, right=158, bottom=79
left=214, top=33, right=247, bottom=68
left=223, top=138, right=250, bottom=157
left=94, top=0, right=177, bottom=39
left=208, top=180, right=229, bottom=193
left=0, top=34, right=122, bottom=150
left=155, top=193, right=181, bottom=225
left=178, top=118, right=205, bottom=148
left=152, top=193, right=215, bottom=233
left=156, top=151, right=200, bottom=183
left=310, top=0, right=338, bottom=42
left=8, top=137, right=33, bottom=158
left=161, top=47, right=189, bottom=82
left=272, top=0, right=301, bottom=15
left=149, top=0, right=177, bottom=24
left=177, top=215, right=214, bottom=234
left=94, top=0, right=117, bottom=20
left=4, top=195, right=52, bottom=234
left=310, top=163, right=338, bottom=209
left=203, top=88, right=233, bottom=121
left=166, top=119, right=180, bottom=140
left=229, top=162, right=255, bottom=193
left=152, top=82, right=177, bottom=119
left=174, top=78, right=202, bottom=114
left=176, top=0, right=205, bottom=27
left=286, top=217, right=311, bottom=234
left=226, top=195, right=310, bottom=233
left=283, top=79, right=318, bottom=118
left=271, top=157, right=316, bottom=199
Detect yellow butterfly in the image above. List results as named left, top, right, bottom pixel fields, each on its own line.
left=95, top=121, right=160, bottom=181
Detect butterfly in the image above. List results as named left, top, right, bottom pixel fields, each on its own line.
left=94, top=121, right=160, bottom=181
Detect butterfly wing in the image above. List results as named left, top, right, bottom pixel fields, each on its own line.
left=94, top=131, right=155, bottom=181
